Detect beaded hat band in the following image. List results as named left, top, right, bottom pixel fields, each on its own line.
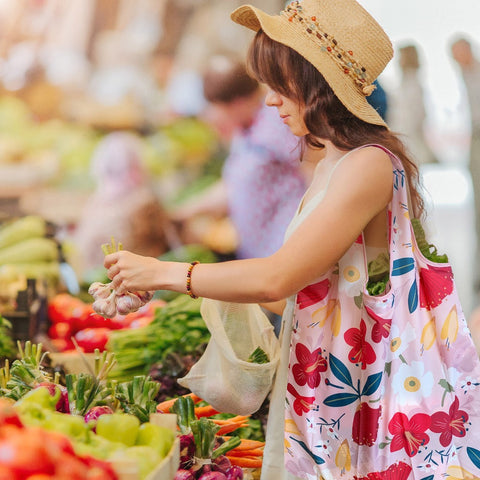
left=281, top=1, right=375, bottom=97
left=231, top=0, right=393, bottom=127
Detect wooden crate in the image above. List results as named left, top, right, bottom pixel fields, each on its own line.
left=49, top=351, right=96, bottom=374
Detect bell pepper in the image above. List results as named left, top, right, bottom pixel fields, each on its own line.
left=15, top=385, right=60, bottom=412
left=135, top=422, right=175, bottom=457
left=96, top=412, right=140, bottom=447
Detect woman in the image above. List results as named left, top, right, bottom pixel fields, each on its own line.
left=104, top=1, right=480, bottom=479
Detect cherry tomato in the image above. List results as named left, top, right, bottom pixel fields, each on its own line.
left=74, top=328, right=110, bottom=353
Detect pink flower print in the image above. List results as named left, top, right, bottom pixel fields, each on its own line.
left=365, top=306, right=391, bottom=343
left=292, top=343, right=327, bottom=388
left=388, top=412, right=431, bottom=457
left=430, top=396, right=469, bottom=447
left=297, top=279, right=330, bottom=309
left=353, top=461, right=412, bottom=480
left=344, top=319, right=376, bottom=369
left=419, top=264, right=454, bottom=310
left=287, top=383, right=316, bottom=416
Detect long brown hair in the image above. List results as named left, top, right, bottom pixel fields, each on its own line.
left=247, top=30, right=425, bottom=219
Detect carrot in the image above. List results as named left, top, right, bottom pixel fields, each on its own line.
left=222, top=437, right=265, bottom=451
left=227, top=448, right=264, bottom=457
left=211, top=415, right=249, bottom=425
left=217, top=423, right=250, bottom=436
left=194, top=405, right=221, bottom=418
left=226, top=456, right=263, bottom=469
left=156, top=393, right=202, bottom=413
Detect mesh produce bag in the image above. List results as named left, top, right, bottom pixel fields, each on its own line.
left=178, top=299, right=280, bottom=415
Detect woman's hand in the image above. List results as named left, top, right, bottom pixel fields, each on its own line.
left=104, top=250, right=165, bottom=295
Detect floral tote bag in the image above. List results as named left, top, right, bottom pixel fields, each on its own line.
left=284, top=147, right=480, bottom=480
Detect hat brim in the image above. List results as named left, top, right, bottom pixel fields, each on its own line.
left=231, top=5, right=387, bottom=128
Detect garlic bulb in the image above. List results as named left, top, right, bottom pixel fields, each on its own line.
left=89, top=280, right=154, bottom=318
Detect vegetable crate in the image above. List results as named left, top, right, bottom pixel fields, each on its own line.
left=112, top=413, right=180, bottom=480
left=49, top=351, right=96, bottom=374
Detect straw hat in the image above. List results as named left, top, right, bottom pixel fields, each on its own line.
left=231, top=0, right=393, bottom=127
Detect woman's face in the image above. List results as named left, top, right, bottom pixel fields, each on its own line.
left=265, top=89, right=309, bottom=137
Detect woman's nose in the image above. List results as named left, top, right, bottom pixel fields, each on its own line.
left=265, top=89, right=282, bottom=106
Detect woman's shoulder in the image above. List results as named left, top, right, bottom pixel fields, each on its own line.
left=328, top=145, right=393, bottom=202
left=338, top=145, right=392, bottom=176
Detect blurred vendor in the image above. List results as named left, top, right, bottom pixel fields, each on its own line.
left=74, top=131, right=173, bottom=273
left=173, top=55, right=314, bottom=259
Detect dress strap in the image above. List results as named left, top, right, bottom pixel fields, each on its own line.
left=323, top=144, right=394, bottom=192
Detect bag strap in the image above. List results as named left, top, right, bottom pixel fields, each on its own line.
left=361, top=144, right=416, bottom=289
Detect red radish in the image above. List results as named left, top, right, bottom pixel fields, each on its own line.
left=198, top=471, right=227, bottom=480
left=225, top=466, right=244, bottom=480
left=36, top=383, right=69, bottom=413
left=174, top=469, right=196, bottom=480
left=84, top=405, right=114, bottom=429
left=179, top=434, right=195, bottom=469
left=212, top=455, right=231, bottom=473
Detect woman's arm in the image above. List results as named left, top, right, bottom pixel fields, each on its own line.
left=260, top=300, right=287, bottom=316
left=105, top=147, right=393, bottom=302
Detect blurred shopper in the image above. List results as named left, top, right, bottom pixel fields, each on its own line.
left=388, top=43, right=438, bottom=165
left=451, top=36, right=480, bottom=295
left=74, top=131, right=173, bottom=273
left=173, top=55, right=313, bottom=260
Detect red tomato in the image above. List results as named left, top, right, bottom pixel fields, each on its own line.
left=47, top=294, right=85, bottom=324
left=53, top=455, right=88, bottom=480
left=0, top=427, right=55, bottom=477
left=82, top=305, right=110, bottom=329
left=48, top=322, right=73, bottom=340
left=24, top=475, right=53, bottom=480
left=81, top=456, right=118, bottom=480
left=42, top=429, right=76, bottom=461
left=74, top=328, right=110, bottom=353
left=0, top=399, right=23, bottom=429
left=106, top=315, right=130, bottom=330
left=49, top=338, right=74, bottom=353
left=129, top=316, right=154, bottom=329
left=0, top=465, right=18, bottom=480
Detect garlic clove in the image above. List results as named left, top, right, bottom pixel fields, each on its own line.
left=88, top=282, right=112, bottom=299
left=115, top=292, right=143, bottom=315
left=135, top=291, right=154, bottom=303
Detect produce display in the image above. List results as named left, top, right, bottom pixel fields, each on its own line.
left=158, top=394, right=265, bottom=475
left=0, top=338, right=265, bottom=479
left=46, top=292, right=166, bottom=353
left=0, top=343, right=177, bottom=479
left=106, top=295, right=210, bottom=382
left=0, top=397, right=119, bottom=480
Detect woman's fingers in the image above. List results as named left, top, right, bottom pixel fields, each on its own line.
left=104, top=252, right=120, bottom=269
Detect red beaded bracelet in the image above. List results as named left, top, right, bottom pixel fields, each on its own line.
left=186, top=261, right=200, bottom=299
